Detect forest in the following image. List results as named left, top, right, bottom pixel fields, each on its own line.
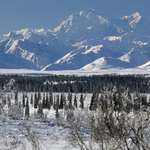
left=0, top=74, right=150, bottom=150
left=0, top=74, right=150, bottom=93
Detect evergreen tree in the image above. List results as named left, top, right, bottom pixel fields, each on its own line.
left=74, top=94, right=77, bottom=108
left=34, top=93, right=38, bottom=109
left=30, top=93, right=33, bottom=105
left=53, top=95, right=56, bottom=110
left=79, top=93, right=84, bottom=109
left=59, top=93, right=64, bottom=109
left=25, top=98, right=29, bottom=118
left=7, top=95, right=11, bottom=108
left=55, top=95, right=59, bottom=119
left=68, top=92, right=73, bottom=109
left=89, top=93, right=98, bottom=110
left=15, top=91, right=18, bottom=105
left=113, top=92, right=123, bottom=111
left=63, top=95, right=68, bottom=111
left=43, top=93, right=46, bottom=109
left=22, top=92, right=25, bottom=108
left=141, top=95, right=147, bottom=106
left=18, top=101, right=23, bottom=118
left=49, top=91, right=53, bottom=108
left=38, top=91, right=41, bottom=101
left=37, top=101, right=43, bottom=117
left=45, top=92, right=50, bottom=109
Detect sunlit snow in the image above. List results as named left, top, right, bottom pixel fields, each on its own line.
left=83, top=45, right=103, bottom=54
left=104, top=36, right=122, bottom=41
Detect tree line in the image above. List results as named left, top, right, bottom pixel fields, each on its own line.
left=0, top=74, right=150, bottom=93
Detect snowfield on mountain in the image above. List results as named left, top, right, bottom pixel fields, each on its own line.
left=1, top=9, right=150, bottom=70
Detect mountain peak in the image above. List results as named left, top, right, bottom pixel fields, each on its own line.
left=53, top=9, right=109, bottom=33
left=77, top=9, right=96, bottom=16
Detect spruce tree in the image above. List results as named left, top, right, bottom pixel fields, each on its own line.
left=79, top=93, right=84, bottom=109
left=49, top=91, right=53, bottom=108
left=55, top=95, right=59, bottom=119
left=15, top=91, right=18, bottom=105
left=22, top=92, right=25, bottom=108
left=89, top=93, right=98, bottom=110
left=34, top=93, right=38, bottom=109
left=18, top=101, right=23, bottom=118
left=7, top=95, right=11, bottom=108
left=30, top=93, right=33, bottom=105
left=53, top=96, right=56, bottom=110
left=43, top=93, right=46, bottom=109
left=45, top=92, right=50, bottom=109
left=74, top=94, right=77, bottom=108
left=68, top=92, right=72, bottom=109
left=38, top=91, right=41, bottom=101
left=59, top=93, right=64, bottom=109
left=25, top=98, right=29, bottom=118
left=37, top=101, right=43, bottom=117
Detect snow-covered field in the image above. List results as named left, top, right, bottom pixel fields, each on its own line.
left=2, top=91, right=149, bottom=150
left=0, top=68, right=150, bottom=75
left=0, top=92, right=92, bottom=150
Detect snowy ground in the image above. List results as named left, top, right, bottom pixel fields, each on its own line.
left=0, top=92, right=92, bottom=150
left=0, top=68, right=150, bottom=75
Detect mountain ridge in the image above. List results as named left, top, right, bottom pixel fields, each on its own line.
left=0, top=9, right=150, bottom=70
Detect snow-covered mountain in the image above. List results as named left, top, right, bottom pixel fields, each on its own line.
left=0, top=9, right=150, bottom=70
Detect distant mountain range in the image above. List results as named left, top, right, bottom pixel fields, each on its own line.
left=1, top=9, right=150, bottom=70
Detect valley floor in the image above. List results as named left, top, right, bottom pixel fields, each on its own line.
left=0, top=68, right=150, bottom=75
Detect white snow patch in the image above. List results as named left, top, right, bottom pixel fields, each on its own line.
left=41, top=64, right=52, bottom=71
left=121, top=12, right=142, bottom=28
left=138, top=61, right=150, bottom=69
left=98, top=16, right=108, bottom=25
left=83, top=45, right=103, bottom=54
left=19, top=48, right=35, bottom=62
left=104, top=36, right=122, bottom=41
left=5, top=40, right=19, bottom=54
left=87, top=26, right=92, bottom=30
left=55, top=53, right=76, bottom=64
left=118, top=48, right=134, bottom=63
left=132, top=40, right=148, bottom=46
left=79, top=10, right=84, bottom=16
left=73, top=40, right=87, bottom=47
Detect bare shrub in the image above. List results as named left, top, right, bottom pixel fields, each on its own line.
left=68, top=89, right=150, bottom=150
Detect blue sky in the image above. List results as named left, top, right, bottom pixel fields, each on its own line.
left=0, top=0, right=150, bottom=35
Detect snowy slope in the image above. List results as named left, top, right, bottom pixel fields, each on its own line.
left=0, top=29, right=74, bottom=69
left=118, top=48, right=149, bottom=66
left=81, top=57, right=131, bottom=70
left=138, top=61, right=150, bottom=69
left=0, top=9, right=150, bottom=70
